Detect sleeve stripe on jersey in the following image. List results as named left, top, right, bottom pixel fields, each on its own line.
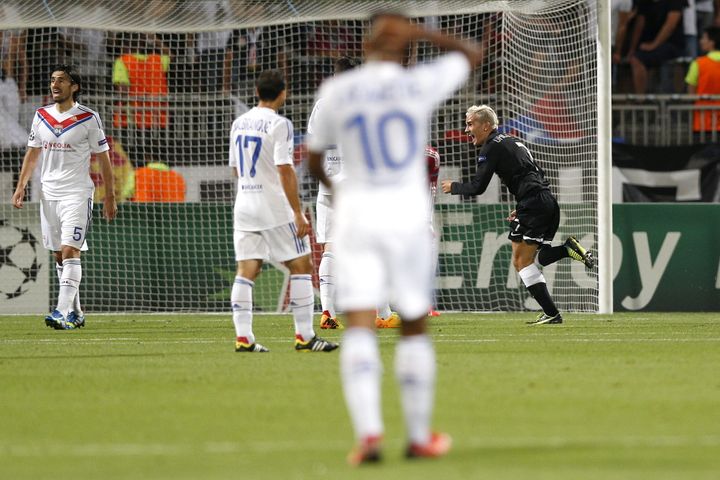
left=285, top=119, right=292, bottom=143
left=77, top=105, right=102, bottom=128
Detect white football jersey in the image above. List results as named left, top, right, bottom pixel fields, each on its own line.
left=307, top=98, right=344, bottom=196
left=229, top=106, right=295, bottom=231
left=307, top=52, right=470, bottom=228
left=27, top=102, right=109, bottom=201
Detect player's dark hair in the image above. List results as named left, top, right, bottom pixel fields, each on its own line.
left=255, top=69, right=286, bottom=101
left=51, top=64, right=82, bottom=100
left=334, top=56, right=360, bottom=74
left=705, top=26, right=720, bottom=48
left=369, top=10, right=408, bottom=24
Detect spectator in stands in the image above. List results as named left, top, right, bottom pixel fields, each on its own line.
left=307, top=20, right=361, bottom=59
left=627, top=0, right=686, bottom=94
left=112, top=32, right=171, bottom=163
left=685, top=26, right=720, bottom=131
left=193, top=0, right=233, bottom=93
left=0, top=30, right=28, bottom=148
left=685, top=0, right=699, bottom=58
left=25, top=28, right=59, bottom=100
left=113, top=32, right=171, bottom=130
left=132, top=161, right=186, bottom=203
left=58, top=10, right=109, bottom=96
left=612, top=0, right=635, bottom=87
left=696, top=0, right=720, bottom=31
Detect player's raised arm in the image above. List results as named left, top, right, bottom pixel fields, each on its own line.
left=11, top=147, right=41, bottom=209
left=369, top=14, right=483, bottom=68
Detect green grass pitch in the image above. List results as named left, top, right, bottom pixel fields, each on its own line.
left=1, top=313, right=718, bottom=480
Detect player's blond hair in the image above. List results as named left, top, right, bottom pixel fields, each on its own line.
left=466, top=105, right=498, bottom=130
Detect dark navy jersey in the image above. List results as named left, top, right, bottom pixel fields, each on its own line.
left=450, top=130, right=550, bottom=201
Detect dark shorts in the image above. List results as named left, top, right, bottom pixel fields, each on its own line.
left=633, top=43, right=683, bottom=68
left=508, top=189, right=560, bottom=247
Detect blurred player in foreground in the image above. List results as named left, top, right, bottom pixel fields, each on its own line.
left=376, top=145, right=441, bottom=328
left=307, top=55, right=361, bottom=330
left=12, top=64, right=116, bottom=330
left=307, top=13, right=482, bottom=465
left=442, top=104, right=594, bottom=325
left=229, top=69, right=337, bottom=353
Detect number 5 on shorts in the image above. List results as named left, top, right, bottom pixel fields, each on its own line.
left=73, top=226, right=83, bottom=241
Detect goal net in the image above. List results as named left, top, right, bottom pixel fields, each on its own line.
left=0, top=0, right=600, bottom=314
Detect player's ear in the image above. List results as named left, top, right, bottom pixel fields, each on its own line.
left=71, top=83, right=79, bottom=95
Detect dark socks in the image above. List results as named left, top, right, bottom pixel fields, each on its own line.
left=527, top=282, right=559, bottom=316
left=537, top=245, right=569, bottom=267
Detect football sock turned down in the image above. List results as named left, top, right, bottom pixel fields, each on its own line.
left=395, top=334, right=435, bottom=445
left=231, top=276, right=255, bottom=345
left=341, top=327, right=383, bottom=441
left=318, top=252, right=336, bottom=317
left=290, top=274, right=315, bottom=342
left=519, top=264, right=559, bottom=316
left=377, top=303, right=392, bottom=320
left=57, top=258, right=81, bottom=318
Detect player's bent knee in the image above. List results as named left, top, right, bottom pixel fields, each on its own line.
left=286, top=254, right=312, bottom=275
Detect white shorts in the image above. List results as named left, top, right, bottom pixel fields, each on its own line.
left=315, top=194, right=334, bottom=244
left=234, top=222, right=311, bottom=263
left=335, top=222, right=433, bottom=320
left=40, top=197, right=92, bottom=251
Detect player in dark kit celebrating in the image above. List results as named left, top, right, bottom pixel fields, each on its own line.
left=441, top=105, right=594, bottom=325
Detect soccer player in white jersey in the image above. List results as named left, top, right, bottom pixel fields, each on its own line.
left=229, top=69, right=337, bottom=353
left=12, top=64, right=116, bottom=330
left=307, top=56, right=360, bottom=330
left=376, top=145, right=442, bottom=328
left=307, top=14, right=482, bottom=465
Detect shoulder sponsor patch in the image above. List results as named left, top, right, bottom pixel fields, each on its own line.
left=477, top=155, right=487, bottom=164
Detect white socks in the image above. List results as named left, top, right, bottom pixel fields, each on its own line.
left=340, top=327, right=384, bottom=440
left=377, top=303, right=392, bottom=320
left=56, top=261, right=82, bottom=315
left=233, top=274, right=315, bottom=345
left=518, top=263, right=545, bottom=287
left=231, top=276, right=254, bottom=344
left=318, top=252, right=335, bottom=317
left=290, top=274, right=315, bottom=342
left=57, top=259, right=81, bottom=317
left=395, top=335, right=435, bottom=445
left=341, top=329, right=437, bottom=444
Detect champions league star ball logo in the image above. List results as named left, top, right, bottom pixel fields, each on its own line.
left=0, top=220, right=41, bottom=299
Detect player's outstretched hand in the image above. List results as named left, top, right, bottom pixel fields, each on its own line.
left=294, top=211, right=310, bottom=238
left=507, top=209, right=517, bottom=222
left=104, top=196, right=118, bottom=221
left=441, top=180, right=453, bottom=194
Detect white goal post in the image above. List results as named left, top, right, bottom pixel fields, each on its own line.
left=0, top=0, right=611, bottom=314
